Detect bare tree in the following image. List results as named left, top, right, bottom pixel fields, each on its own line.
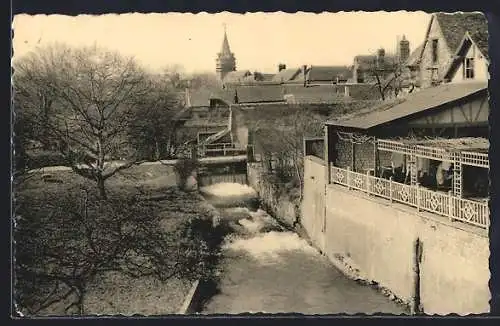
left=368, top=56, right=407, bottom=101
left=253, top=109, right=323, bottom=200
left=13, top=45, right=153, bottom=199
left=128, top=72, right=184, bottom=161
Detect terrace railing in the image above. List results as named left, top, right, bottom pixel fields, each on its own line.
left=330, top=165, right=490, bottom=229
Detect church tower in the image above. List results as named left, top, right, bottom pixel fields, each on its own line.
left=216, top=25, right=236, bottom=81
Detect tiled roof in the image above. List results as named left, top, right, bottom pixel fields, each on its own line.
left=260, top=73, right=276, bottom=81
left=272, top=68, right=302, bottom=83
left=326, top=81, right=487, bottom=129
left=283, top=85, right=345, bottom=104
left=186, top=87, right=234, bottom=107
left=235, top=85, right=285, bottom=103
left=406, top=43, right=424, bottom=66
left=353, top=54, right=397, bottom=71
left=223, top=70, right=252, bottom=83
left=307, top=66, right=352, bottom=82
left=435, top=12, right=488, bottom=59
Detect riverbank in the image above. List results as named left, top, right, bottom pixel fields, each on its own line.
left=15, top=165, right=219, bottom=316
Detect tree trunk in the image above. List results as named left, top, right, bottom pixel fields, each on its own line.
left=97, top=176, right=107, bottom=200
left=154, top=138, right=160, bottom=161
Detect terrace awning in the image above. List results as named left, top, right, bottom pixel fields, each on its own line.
left=377, top=137, right=489, bottom=168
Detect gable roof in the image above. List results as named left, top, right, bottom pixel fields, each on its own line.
left=235, top=85, right=285, bottom=104
left=326, top=81, right=487, bottom=130
left=406, top=43, right=424, bottom=67
left=435, top=12, right=488, bottom=59
left=443, top=31, right=490, bottom=81
left=306, top=66, right=352, bottom=82
left=272, top=68, right=302, bottom=83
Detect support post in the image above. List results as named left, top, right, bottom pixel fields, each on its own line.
left=448, top=190, right=455, bottom=222
left=389, top=176, right=393, bottom=203
left=347, top=167, right=351, bottom=190
left=351, top=140, right=355, bottom=172
left=366, top=170, right=371, bottom=195
left=416, top=182, right=420, bottom=212
left=411, top=238, right=423, bottom=315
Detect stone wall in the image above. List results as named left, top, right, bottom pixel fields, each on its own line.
left=302, top=156, right=490, bottom=314
left=247, top=162, right=299, bottom=227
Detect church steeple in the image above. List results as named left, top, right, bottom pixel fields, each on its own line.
left=216, top=24, right=236, bottom=81
left=220, top=24, right=232, bottom=54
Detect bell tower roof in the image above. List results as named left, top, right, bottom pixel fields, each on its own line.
left=219, top=24, right=232, bottom=55
left=216, top=24, right=236, bottom=81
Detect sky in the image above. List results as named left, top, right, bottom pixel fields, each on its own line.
left=12, top=11, right=431, bottom=74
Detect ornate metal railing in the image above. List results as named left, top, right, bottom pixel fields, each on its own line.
left=330, top=165, right=489, bottom=229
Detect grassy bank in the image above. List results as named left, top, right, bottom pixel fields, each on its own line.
left=15, top=164, right=220, bottom=316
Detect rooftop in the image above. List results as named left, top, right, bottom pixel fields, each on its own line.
left=307, top=66, right=353, bottom=82
left=283, top=85, right=346, bottom=104
left=235, top=85, right=285, bottom=104
left=435, top=12, right=488, bottom=59
left=326, top=81, right=487, bottom=129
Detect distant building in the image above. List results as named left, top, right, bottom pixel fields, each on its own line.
left=216, top=28, right=237, bottom=81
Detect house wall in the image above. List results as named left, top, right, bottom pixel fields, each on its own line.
left=451, top=43, right=489, bottom=83
left=302, top=156, right=490, bottom=314
left=419, top=17, right=454, bottom=88
left=407, top=94, right=489, bottom=127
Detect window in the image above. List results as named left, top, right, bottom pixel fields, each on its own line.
left=464, top=57, right=475, bottom=79
left=431, top=39, right=439, bottom=64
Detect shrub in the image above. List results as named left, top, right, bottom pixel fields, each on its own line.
left=173, top=158, right=199, bottom=190
left=26, top=150, right=71, bottom=170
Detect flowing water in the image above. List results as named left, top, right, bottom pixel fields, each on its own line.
left=200, top=182, right=406, bottom=315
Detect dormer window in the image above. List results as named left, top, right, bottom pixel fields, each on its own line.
left=431, top=39, right=439, bottom=64
left=464, top=57, right=475, bottom=79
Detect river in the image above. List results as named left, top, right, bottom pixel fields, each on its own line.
left=200, top=182, right=407, bottom=315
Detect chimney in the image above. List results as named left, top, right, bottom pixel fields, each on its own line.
left=344, top=85, right=350, bottom=98
left=303, top=65, right=308, bottom=87
left=185, top=88, right=191, bottom=107
left=377, top=48, right=385, bottom=69
left=278, top=63, right=287, bottom=72
left=399, top=35, right=410, bottom=63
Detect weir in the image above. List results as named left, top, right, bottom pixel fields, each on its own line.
left=197, top=160, right=248, bottom=187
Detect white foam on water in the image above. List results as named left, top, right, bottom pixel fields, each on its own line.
left=238, top=218, right=265, bottom=234
left=226, top=207, right=251, bottom=214
left=201, top=183, right=257, bottom=198
left=224, top=231, right=320, bottom=265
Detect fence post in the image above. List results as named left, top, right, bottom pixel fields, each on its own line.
left=448, top=191, right=455, bottom=222
left=389, top=177, right=393, bottom=204
left=347, top=167, right=351, bottom=190
left=416, top=182, right=420, bottom=212
left=366, top=170, right=370, bottom=195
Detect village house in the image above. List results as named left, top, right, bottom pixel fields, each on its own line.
left=301, top=11, right=490, bottom=314
left=415, top=12, right=488, bottom=88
